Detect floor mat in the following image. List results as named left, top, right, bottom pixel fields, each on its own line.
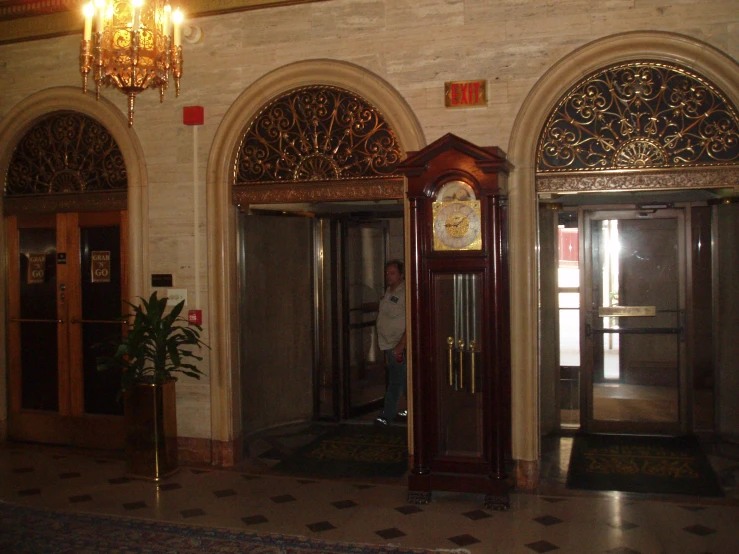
left=566, top=434, right=724, bottom=497
left=273, top=424, right=408, bottom=479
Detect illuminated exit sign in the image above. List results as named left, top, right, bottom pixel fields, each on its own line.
left=444, top=80, right=487, bottom=108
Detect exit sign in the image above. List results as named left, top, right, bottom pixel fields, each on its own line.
left=444, top=80, right=487, bottom=108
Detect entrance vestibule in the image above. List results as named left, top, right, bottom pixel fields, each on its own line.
left=238, top=202, right=405, bottom=440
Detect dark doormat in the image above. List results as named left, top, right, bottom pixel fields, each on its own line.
left=273, top=424, right=408, bottom=479
left=566, top=434, right=724, bottom=497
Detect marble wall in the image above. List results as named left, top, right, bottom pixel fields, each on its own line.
left=1, top=0, right=738, bottom=449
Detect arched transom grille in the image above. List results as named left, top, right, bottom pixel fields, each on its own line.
left=4, top=111, right=127, bottom=196
left=537, top=62, right=739, bottom=173
left=234, top=85, right=403, bottom=183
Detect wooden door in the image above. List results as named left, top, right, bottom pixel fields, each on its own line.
left=7, top=211, right=127, bottom=449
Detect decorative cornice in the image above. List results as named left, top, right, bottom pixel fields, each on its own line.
left=0, top=0, right=329, bottom=44
left=232, top=177, right=404, bottom=206
left=3, top=190, right=127, bottom=215
left=536, top=166, right=739, bottom=193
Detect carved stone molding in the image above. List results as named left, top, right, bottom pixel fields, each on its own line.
left=232, top=177, right=404, bottom=206
left=537, top=166, right=739, bottom=194
left=3, top=190, right=127, bottom=215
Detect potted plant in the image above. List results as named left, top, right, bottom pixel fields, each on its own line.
left=103, top=291, right=208, bottom=481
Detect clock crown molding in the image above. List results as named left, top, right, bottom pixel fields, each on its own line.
left=399, top=133, right=511, bottom=198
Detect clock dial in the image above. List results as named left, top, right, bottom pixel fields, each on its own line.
left=433, top=200, right=482, bottom=250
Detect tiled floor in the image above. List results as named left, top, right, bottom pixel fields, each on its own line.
left=1, top=428, right=739, bottom=553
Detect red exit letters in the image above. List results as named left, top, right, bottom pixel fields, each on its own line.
left=444, top=80, right=487, bottom=108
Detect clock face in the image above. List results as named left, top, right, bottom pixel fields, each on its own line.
left=433, top=200, right=482, bottom=251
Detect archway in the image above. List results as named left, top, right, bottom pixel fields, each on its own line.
left=206, top=59, right=425, bottom=464
left=507, top=31, right=739, bottom=487
left=0, top=87, right=149, bottom=441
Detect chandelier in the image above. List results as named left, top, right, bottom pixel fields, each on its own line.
left=80, top=0, right=184, bottom=126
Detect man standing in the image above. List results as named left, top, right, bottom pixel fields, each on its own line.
left=375, top=260, right=407, bottom=427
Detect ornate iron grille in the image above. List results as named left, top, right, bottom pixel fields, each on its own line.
left=537, top=62, right=739, bottom=173
left=4, top=111, right=127, bottom=196
left=234, top=86, right=403, bottom=183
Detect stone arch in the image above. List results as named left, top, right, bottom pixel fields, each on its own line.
left=206, top=59, right=425, bottom=458
left=507, top=31, right=739, bottom=486
left=0, top=86, right=149, bottom=436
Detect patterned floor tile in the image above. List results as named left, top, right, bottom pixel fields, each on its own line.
left=332, top=500, right=358, bottom=509
left=213, top=488, right=237, bottom=498
left=463, top=509, right=492, bottom=520
left=395, top=505, right=423, bottom=515
left=307, top=521, right=336, bottom=532
left=69, top=494, right=93, bottom=503
left=376, top=528, right=406, bottom=539
left=17, top=489, right=41, bottom=497
left=533, top=515, right=563, bottom=526
left=242, top=514, right=268, bottom=525
left=12, top=467, right=34, bottom=474
left=157, top=482, right=182, bottom=492
left=448, top=534, right=481, bottom=547
left=270, top=494, right=297, bottom=504
left=606, top=547, right=642, bottom=553
left=59, top=472, right=81, bottom=479
left=108, top=477, right=130, bottom=485
left=180, top=508, right=206, bottom=518
left=525, top=540, right=560, bottom=552
left=683, top=524, right=717, bottom=536
left=123, top=501, right=147, bottom=510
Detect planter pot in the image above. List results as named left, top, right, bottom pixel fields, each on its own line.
left=124, top=379, right=178, bottom=481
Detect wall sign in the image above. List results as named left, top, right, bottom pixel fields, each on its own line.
left=27, top=253, right=45, bottom=284
left=91, top=251, right=111, bottom=283
left=444, top=80, right=487, bottom=108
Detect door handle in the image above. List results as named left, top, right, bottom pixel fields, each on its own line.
left=585, top=323, right=592, bottom=337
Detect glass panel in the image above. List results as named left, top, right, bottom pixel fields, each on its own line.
left=434, top=273, right=483, bottom=458
left=80, top=225, right=123, bottom=415
left=691, top=206, right=714, bottom=430
left=19, top=228, right=59, bottom=411
left=591, top=217, right=680, bottom=424
left=345, top=224, right=386, bottom=412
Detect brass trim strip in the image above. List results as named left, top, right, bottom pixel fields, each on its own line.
left=599, top=306, right=656, bottom=317
left=9, top=318, right=62, bottom=323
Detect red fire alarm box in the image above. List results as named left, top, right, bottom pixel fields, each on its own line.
left=188, top=310, right=202, bottom=326
left=183, top=106, right=204, bottom=126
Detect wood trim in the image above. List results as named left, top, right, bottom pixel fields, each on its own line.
left=3, top=191, right=127, bottom=216
left=6, top=215, right=21, bottom=414
left=66, top=212, right=83, bottom=417
left=57, top=211, right=72, bottom=417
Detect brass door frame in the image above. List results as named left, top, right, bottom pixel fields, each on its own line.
left=580, top=208, right=689, bottom=435
left=7, top=211, right=127, bottom=449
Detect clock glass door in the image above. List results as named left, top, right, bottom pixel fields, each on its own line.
left=7, top=211, right=127, bottom=449
left=581, top=209, right=687, bottom=435
left=432, top=272, right=484, bottom=460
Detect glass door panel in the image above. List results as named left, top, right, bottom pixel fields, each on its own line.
left=342, top=220, right=387, bottom=417
left=583, top=210, right=686, bottom=434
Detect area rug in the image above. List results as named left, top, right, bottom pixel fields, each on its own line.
left=0, top=501, right=430, bottom=553
left=274, top=424, right=408, bottom=479
left=566, top=434, right=724, bottom=497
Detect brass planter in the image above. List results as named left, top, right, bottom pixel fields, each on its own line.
left=124, top=379, right=178, bottom=481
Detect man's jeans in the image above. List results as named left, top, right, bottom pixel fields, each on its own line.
left=381, top=349, right=407, bottom=421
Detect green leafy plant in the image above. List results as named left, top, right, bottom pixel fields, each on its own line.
left=104, top=291, right=209, bottom=394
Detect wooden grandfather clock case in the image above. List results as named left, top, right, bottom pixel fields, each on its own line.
left=399, top=133, right=511, bottom=510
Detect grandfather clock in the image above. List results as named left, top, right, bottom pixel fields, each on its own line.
left=399, top=134, right=511, bottom=510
